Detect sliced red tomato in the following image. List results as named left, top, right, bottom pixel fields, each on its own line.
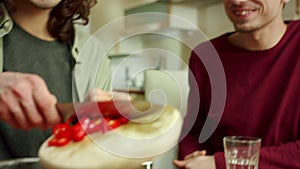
left=66, top=114, right=78, bottom=126
left=71, top=123, right=86, bottom=142
left=78, top=116, right=90, bottom=130
left=118, top=116, right=129, bottom=125
left=48, top=137, right=70, bottom=147
left=52, top=123, right=72, bottom=139
left=86, top=119, right=102, bottom=134
left=108, top=119, right=120, bottom=129
left=104, top=117, right=111, bottom=122
left=48, top=113, right=131, bottom=147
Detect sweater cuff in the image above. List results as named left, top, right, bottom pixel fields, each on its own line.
left=214, top=152, right=226, bottom=169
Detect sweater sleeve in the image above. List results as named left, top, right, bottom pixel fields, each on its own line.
left=214, top=152, right=226, bottom=169
left=259, top=140, right=300, bottom=168
left=178, top=134, right=202, bottom=160
left=178, top=50, right=211, bottom=159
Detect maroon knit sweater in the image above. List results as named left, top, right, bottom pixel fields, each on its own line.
left=179, top=20, right=300, bottom=169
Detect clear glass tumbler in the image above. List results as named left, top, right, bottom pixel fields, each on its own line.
left=223, top=136, right=261, bottom=169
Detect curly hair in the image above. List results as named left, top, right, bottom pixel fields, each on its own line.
left=49, top=0, right=97, bottom=43
left=1, top=0, right=97, bottom=44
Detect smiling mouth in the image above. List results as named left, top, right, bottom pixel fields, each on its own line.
left=229, top=3, right=258, bottom=17
left=232, top=8, right=257, bottom=17
left=235, top=10, right=252, bottom=16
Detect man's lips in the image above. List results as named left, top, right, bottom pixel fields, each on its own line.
left=231, top=8, right=257, bottom=18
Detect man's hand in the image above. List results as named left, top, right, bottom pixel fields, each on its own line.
left=86, top=88, right=131, bottom=102
left=0, top=72, right=61, bottom=130
left=173, top=150, right=216, bottom=169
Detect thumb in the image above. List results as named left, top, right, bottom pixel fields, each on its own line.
left=173, top=159, right=190, bottom=168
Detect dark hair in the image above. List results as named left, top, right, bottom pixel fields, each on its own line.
left=49, top=0, right=97, bottom=43
left=1, top=0, right=97, bottom=44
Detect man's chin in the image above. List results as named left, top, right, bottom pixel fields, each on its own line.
left=234, top=25, right=259, bottom=33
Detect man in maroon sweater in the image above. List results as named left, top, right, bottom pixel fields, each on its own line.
left=174, top=0, right=300, bottom=168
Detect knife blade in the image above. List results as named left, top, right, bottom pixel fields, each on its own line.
left=56, top=100, right=165, bottom=121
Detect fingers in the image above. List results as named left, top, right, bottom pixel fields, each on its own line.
left=112, top=91, right=132, bottom=101
left=173, top=159, right=191, bottom=168
left=10, top=77, right=44, bottom=129
left=173, top=150, right=207, bottom=168
left=184, top=150, right=207, bottom=160
left=0, top=90, right=31, bottom=129
left=0, top=101, right=19, bottom=128
left=0, top=72, right=61, bottom=130
left=37, top=94, right=60, bottom=129
left=86, top=88, right=133, bottom=102
left=19, top=95, right=44, bottom=129
left=86, top=88, right=113, bottom=102
left=28, top=75, right=61, bottom=128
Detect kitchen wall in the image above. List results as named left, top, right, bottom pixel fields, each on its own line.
left=86, top=0, right=300, bottom=91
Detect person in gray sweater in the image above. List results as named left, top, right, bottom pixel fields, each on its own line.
left=0, top=0, right=112, bottom=159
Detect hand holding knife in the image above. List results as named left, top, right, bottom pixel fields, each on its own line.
left=50, top=99, right=165, bottom=147
left=56, top=100, right=165, bottom=122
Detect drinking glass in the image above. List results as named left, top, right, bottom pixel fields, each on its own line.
left=223, top=136, right=261, bottom=169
